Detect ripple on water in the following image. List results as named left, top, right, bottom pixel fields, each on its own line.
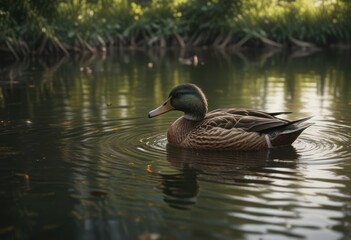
left=15, top=116, right=350, bottom=176
left=54, top=116, right=351, bottom=190
left=10, top=114, right=349, bottom=239
left=58, top=117, right=171, bottom=171
left=293, top=120, right=351, bottom=164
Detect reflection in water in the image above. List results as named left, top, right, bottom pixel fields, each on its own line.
left=1, top=49, right=351, bottom=239
left=167, top=144, right=299, bottom=170
left=159, top=145, right=299, bottom=210
left=158, top=169, right=199, bottom=210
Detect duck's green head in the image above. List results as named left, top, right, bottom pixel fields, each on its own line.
left=148, top=83, right=208, bottom=121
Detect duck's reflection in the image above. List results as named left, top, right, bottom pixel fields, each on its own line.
left=158, top=168, right=199, bottom=210
left=159, top=144, right=299, bottom=209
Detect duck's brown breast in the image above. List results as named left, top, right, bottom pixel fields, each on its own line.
left=167, top=117, right=200, bottom=146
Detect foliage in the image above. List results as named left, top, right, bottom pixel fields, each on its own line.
left=0, top=0, right=59, bottom=24
left=0, top=0, right=351, bottom=57
left=232, top=0, right=351, bottom=46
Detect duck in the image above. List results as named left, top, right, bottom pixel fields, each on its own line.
left=148, top=83, right=313, bottom=151
left=178, top=55, right=199, bottom=66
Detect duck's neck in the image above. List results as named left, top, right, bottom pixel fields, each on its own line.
left=176, top=89, right=208, bottom=121
left=183, top=112, right=205, bottom=121
left=182, top=98, right=207, bottom=121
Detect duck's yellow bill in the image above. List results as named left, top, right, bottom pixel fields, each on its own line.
left=148, top=97, right=174, bottom=118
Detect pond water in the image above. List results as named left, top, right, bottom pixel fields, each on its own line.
left=0, top=49, right=351, bottom=240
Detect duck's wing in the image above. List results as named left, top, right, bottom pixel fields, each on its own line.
left=185, top=112, right=274, bottom=150
left=205, top=109, right=290, bottom=132
left=210, top=108, right=292, bottom=118
left=200, top=110, right=313, bottom=148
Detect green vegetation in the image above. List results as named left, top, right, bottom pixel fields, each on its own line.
left=1, top=0, right=351, bottom=58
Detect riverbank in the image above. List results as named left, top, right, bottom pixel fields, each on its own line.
left=1, top=0, right=351, bottom=59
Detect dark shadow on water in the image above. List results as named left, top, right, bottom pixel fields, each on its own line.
left=158, top=144, right=299, bottom=210
left=158, top=168, right=199, bottom=210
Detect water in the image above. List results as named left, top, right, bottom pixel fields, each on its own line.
left=0, top=49, right=351, bottom=240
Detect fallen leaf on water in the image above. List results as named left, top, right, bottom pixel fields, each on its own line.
left=15, top=173, right=30, bottom=181
left=146, top=164, right=152, bottom=173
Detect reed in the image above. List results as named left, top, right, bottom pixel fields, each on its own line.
left=0, top=0, right=350, bottom=57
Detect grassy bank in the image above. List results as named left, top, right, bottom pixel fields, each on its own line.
left=1, top=0, right=351, bottom=58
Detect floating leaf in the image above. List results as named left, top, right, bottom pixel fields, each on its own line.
left=15, top=173, right=30, bottom=181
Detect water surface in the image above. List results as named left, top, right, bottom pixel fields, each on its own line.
left=0, top=49, right=351, bottom=240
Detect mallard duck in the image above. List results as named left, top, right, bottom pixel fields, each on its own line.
left=148, top=83, right=313, bottom=150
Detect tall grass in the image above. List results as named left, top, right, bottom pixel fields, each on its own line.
left=1, top=0, right=350, bottom=57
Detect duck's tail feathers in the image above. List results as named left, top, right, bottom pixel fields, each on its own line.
left=289, top=116, right=313, bottom=125
left=270, top=117, right=314, bottom=147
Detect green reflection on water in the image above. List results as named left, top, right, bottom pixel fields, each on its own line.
left=2, top=49, right=350, bottom=121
